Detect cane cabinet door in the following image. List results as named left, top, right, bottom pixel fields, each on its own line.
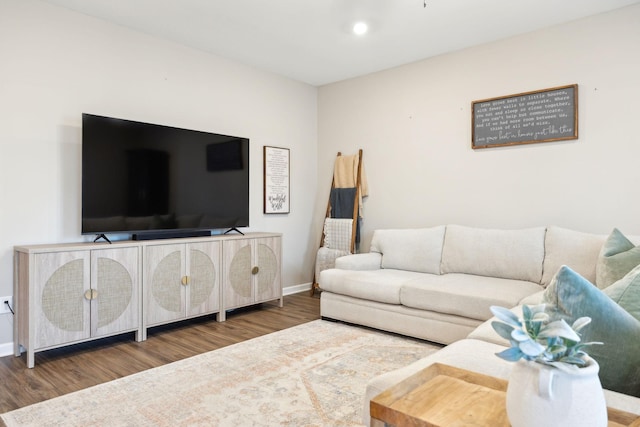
left=91, top=246, right=140, bottom=338
left=223, top=236, right=281, bottom=310
left=185, top=241, right=221, bottom=318
left=144, top=242, right=220, bottom=327
left=34, top=251, right=90, bottom=349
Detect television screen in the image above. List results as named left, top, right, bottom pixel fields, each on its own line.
left=82, top=114, right=249, bottom=238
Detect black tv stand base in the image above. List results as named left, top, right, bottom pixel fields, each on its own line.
left=224, top=227, right=244, bottom=235
left=93, top=234, right=112, bottom=244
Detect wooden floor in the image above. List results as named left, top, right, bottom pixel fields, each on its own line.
left=0, top=292, right=320, bottom=415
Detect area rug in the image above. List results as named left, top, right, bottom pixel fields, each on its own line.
left=1, top=320, right=439, bottom=426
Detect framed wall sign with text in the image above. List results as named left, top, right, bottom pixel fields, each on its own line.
left=472, top=84, right=578, bottom=149
left=263, top=146, right=290, bottom=214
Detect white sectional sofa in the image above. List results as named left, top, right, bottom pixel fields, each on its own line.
left=317, top=225, right=640, bottom=425
left=320, top=225, right=606, bottom=344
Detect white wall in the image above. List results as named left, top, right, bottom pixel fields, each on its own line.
left=318, top=4, right=640, bottom=252
left=0, top=0, right=318, bottom=350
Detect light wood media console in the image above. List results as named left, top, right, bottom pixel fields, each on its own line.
left=13, top=232, right=282, bottom=368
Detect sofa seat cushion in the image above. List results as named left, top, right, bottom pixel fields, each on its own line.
left=468, top=305, right=523, bottom=346
left=321, top=292, right=482, bottom=345
left=318, top=269, right=427, bottom=304
left=400, top=274, right=542, bottom=321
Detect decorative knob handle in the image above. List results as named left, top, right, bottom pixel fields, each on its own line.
left=84, top=289, right=98, bottom=300
left=181, top=276, right=190, bottom=286
left=252, top=266, right=259, bottom=275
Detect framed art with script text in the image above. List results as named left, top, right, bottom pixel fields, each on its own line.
left=263, top=146, right=290, bottom=214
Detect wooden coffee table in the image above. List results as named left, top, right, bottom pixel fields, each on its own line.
left=370, top=363, right=640, bottom=427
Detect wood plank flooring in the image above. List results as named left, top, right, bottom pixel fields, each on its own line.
left=0, top=292, right=320, bottom=415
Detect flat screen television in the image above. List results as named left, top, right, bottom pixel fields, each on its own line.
left=82, top=113, right=249, bottom=240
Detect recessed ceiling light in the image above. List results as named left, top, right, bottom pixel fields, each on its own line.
left=353, top=22, right=368, bottom=35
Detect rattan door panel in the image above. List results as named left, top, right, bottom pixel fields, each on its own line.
left=186, top=241, right=220, bottom=318
left=144, top=241, right=221, bottom=327
left=256, top=238, right=281, bottom=301
left=91, top=246, right=140, bottom=338
left=144, top=244, right=186, bottom=326
left=34, top=251, right=90, bottom=349
left=223, top=240, right=254, bottom=309
left=223, top=236, right=281, bottom=311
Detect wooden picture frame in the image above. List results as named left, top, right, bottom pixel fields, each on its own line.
left=263, top=146, right=290, bottom=214
left=472, top=84, right=578, bottom=149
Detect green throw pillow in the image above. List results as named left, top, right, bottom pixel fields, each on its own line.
left=604, top=264, right=640, bottom=321
left=596, top=228, right=640, bottom=289
left=543, top=265, right=640, bottom=397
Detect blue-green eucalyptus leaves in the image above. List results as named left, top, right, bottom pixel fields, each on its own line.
left=490, top=304, right=602, bottom=372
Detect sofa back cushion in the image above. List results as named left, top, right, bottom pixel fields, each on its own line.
left=370, top=226, right=445, bottom=274
left=441, top=225, right=545, bottom=283
left=541, top=227, right=607, bottom=287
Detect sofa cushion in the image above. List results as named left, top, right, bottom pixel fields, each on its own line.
left=596, top=228, right=640, bottom=289
left=440, top=225, right=545, bottom=283
left=467, top=290, right=545, bottom=344
left=467, top=305, right=523, bottom=346
left=335, top=253, right=382, bottom=271
left=318, top=269, right=426, bottom=304
left=604, top=264, right=640, bottom=321
left=542, top=265, right=640, bottom=398
left=541, top=226, right=606, bottom=287
left=369, top=227, right=445, bottom=274
left=400, top=274, right=542, bottom=322
left=321, top=292, right=480, bottom=346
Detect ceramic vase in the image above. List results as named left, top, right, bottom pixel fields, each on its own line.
left=506, top=357, right=607, bottom=427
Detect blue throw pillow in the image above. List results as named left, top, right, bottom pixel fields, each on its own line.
left=604, top=264, right=640, bottom=322
left=543, top=265, right=640, bottom=397
left=596, top=228, right=640, bottom=289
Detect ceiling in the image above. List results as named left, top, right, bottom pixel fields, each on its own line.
left=42, top=0, right=640, bottom=86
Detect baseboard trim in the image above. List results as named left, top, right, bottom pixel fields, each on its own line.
left=0, top=342, right=14, bottom=358
left=0, top=283, right=314, bottom=357
left=283, top=282, right=312, bottom=296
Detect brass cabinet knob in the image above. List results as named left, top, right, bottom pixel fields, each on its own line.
left=181, top=276, right=190, bottom=286
left=84, top=289, right=98, bottom=300
left=251, top=266, right=259, bottom=275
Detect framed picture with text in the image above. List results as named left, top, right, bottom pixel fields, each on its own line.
left=472, top=84, right=578, bottom=149
left=263, top=146, right=290, bottom=214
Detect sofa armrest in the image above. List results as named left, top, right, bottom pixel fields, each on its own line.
left=335, top=253, right=382, bottom=270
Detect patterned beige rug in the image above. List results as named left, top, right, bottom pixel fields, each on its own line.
left=1, top=320, right=439, bottom=426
